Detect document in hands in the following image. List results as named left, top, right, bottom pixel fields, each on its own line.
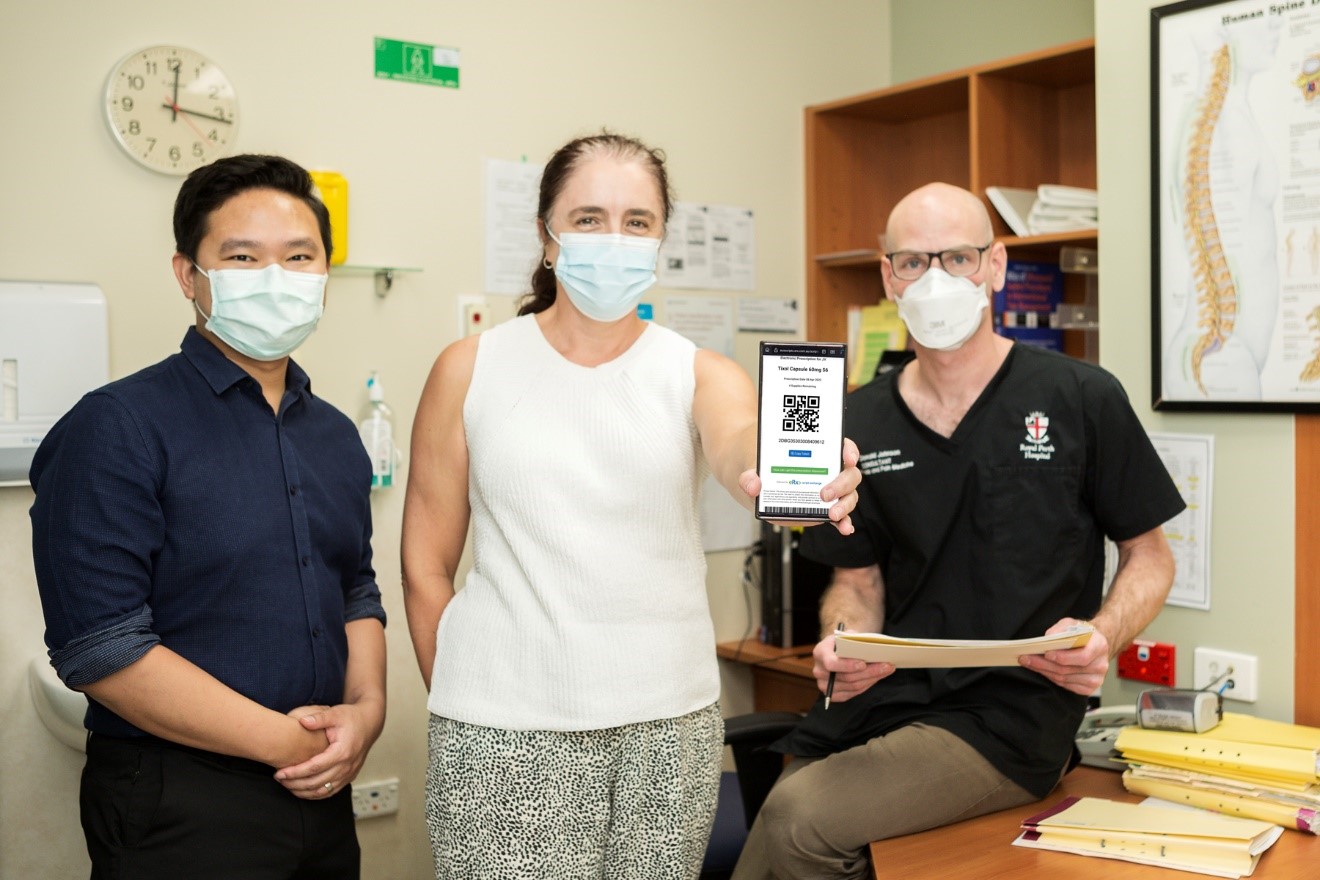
left=1012, top=795, right=1283, bottom=878
left=832, top=623, right=1092, bottom=668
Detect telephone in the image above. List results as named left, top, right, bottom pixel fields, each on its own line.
left=1075, top=704, right=1137, bottom=770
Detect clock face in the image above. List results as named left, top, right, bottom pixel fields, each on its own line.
left=104, top=46, right=238, bottom=176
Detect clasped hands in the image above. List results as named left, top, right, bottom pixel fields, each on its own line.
left=273, top=698, right=384, bottom=800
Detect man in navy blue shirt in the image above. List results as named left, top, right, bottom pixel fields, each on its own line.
left=30, top=154, right=386, bottom=879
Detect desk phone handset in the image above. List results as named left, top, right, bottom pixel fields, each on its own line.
left=1075, top=704, right=1137, bottom=770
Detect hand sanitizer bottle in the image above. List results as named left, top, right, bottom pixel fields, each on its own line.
left=358, top=371, right=394, bottom=490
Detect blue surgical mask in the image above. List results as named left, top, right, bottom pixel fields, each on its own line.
left=193, top=262, right=327, bottom=361
left=545, top=228, right=660, bottom=322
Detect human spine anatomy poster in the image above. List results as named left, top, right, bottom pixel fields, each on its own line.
left=1156, top=0, right=1320, bottom=407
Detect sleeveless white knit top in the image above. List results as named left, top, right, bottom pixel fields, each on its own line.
left=427, top=314, right=717, bottom=730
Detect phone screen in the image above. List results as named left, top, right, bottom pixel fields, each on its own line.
left=755, top=342, right=847, bottom=521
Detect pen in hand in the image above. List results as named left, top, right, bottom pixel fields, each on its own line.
left=824, top=621, right=844, bottom=710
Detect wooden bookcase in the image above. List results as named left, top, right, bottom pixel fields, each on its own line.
left=805, top=39, right=1097, bottom=360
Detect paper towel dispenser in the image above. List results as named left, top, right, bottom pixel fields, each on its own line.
left=0, top=280, right=109, bottom=487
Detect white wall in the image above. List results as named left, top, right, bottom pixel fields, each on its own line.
left=1095, top=2, right=1295, bottom=717
left=0, top=2, right=892, bottom=877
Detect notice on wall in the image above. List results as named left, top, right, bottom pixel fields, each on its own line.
left=484, top=158, right=544, bottom=296
left=664, top=296, right=735, bottom=357
left=737, top=297, right=802, bottom=334
left=1149, top=432, right=1214, bottom=611
left=659, top=202, right=755, bottom=291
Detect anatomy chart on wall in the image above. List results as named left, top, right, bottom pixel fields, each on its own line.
left=1154, top=0, right=1320, bottom=411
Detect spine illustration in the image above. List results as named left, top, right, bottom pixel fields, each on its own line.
left=1183, top=44, right=1237, bottom=396
left=1303, top=306, right=1320, bottom=384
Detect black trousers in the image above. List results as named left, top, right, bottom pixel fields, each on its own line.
left=81, top=733, right=360, bottom=880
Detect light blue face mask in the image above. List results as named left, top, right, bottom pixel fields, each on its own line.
left=193, top=262, right=327, bottom=361
left=545, top=228, right=661, bottom=322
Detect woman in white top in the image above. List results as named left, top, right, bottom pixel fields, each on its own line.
left=402, top=132, right=860, bottom=880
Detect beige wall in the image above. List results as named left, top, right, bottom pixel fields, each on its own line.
left=890, top=0, right=1094, bottom=82
left=0, top=2, right=892, bottom=877
left=1095, top=2, right=1295, bottom=718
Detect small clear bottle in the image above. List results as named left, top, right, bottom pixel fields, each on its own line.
left=358, top=371, right=394, bottom=490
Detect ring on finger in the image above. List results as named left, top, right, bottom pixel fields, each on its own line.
left=323, top=782, right=334, bottom=791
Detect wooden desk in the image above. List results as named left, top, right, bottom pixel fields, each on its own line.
left=716, top=639, right=818, bottom=713
left=868, top=766, right=1319, bottom=879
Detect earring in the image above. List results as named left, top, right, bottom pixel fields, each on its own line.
left=543, top=256, right=553, bottom=270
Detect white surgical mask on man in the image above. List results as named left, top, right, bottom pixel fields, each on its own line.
left=545, top=228, right=660, bottom=323
left=894, top=266, right=988, bottom=351
left=193, top=262, right=327, bottom=361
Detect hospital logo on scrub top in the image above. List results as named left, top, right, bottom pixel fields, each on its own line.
left=1024, top=412, right=1050, bottom=444
left=1019, top=411, right=1056, bottom=462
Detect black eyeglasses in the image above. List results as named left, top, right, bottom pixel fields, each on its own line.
left=884, top=244, right=991, bottom=281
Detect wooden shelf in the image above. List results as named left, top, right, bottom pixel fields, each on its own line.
left=805, top=39, right=1098, bottom=361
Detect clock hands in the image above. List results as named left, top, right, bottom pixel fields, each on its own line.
left=170, top=66, right=179, bottom=122
left=160, top=99, right=232, bottom=125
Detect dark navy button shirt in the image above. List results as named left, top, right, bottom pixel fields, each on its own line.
left=30, top=328, right=385, bottom=738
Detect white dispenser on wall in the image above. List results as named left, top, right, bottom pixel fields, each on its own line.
left=0, top=280, right=109, bottom=487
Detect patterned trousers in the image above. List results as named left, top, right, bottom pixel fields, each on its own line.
left=425, top=703, right=723, bottom=880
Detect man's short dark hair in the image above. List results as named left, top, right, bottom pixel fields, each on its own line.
left=173, top=154, right=333, bottom=262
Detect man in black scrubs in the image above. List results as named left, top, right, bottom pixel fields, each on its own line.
left=30, top=155, right=386, bottom=879
left=732, top=183, right=1185, bottom=880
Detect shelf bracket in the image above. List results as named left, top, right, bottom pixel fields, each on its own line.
left=373, top=269, right=395, bottom=298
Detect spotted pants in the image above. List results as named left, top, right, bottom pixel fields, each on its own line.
left=425, top=703, right=723, bottom=880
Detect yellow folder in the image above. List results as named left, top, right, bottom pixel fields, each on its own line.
left=1115, top=714, right=1320, bottom=787
left=1122, top=771, right=1318, bottom=835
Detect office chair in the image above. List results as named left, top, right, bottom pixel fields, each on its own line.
left=700, top=711, right=803, bottom=880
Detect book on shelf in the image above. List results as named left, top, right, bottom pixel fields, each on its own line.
left=845, top=302, right=906, bottom=387
left=985, top=186, right=1035, bottom=237
left=1011, top=795, right=1283, bottom=878
left=995, top=260, right=1063, bottom=351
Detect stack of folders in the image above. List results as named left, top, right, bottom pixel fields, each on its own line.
left=1012, top=795, right=1283, bottom=878
left=1027, top=185, right=1097, bottom=234
left=1114, top=713, right=1320, bottom=836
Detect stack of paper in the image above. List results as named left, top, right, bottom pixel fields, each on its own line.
left=1115, top=713, right=1320, bottom=834
left=1028, top=184, right=1097, bottom=234
left=832, top=623, right=1092, bottom=668
left=1012, top=795, right=1283, bottom=878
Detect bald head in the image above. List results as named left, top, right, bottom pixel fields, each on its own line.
left=883, top=183, right=993, bottom=253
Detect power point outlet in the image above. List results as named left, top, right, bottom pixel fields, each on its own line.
left=351, top=778, right=399, bottom=820
left=1194, top=647, right=1258, bottom=703
left=1116, top=639, right=1175, bottom=686
left=457, top=294, right=488, bottom=337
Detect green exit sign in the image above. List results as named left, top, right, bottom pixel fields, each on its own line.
left=374, top=38, right=460, bottom=89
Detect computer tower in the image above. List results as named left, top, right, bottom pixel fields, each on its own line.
left=758, top=522, right=834, bottom=648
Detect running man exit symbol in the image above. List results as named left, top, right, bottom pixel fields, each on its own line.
left=374, top=37, right=460, bottom=89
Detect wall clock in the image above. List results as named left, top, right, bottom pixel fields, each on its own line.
left=103, top=46, right=238, bottom=176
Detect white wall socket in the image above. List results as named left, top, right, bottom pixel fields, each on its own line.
left=457, top=294, right=488, bottom=337
left=1193, top=647, right=1258, bottom=703
left=351, top=777, right=400, bottom=820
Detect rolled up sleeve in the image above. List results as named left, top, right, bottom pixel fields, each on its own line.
left=30, top=393, right=166, bottom=686
left=343, top=504, right=386, bottom=627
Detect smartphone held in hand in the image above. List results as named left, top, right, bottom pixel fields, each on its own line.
left=755, top=342, right=847, bottom=521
